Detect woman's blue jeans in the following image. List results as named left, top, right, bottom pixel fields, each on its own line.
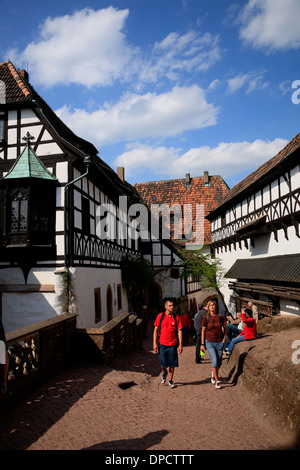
left=205, top=340, right=224, bottom=368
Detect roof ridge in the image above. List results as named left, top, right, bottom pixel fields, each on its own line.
left=135, top=174, right=223, bottom=185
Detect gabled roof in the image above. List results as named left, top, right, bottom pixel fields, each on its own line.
left=207, top=132, right=300, bottom=219
left=135, top=173, right=229, bottom=244
left=0, top=60, right=98, bottom=157
left=0, top=60, right=138, bottom=200
left=3, top=143, right=57, bottom=181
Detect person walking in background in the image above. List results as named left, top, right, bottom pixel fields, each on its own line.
left=180, top=310, right=190, bottom=346
left=194, top=302, right=207, bottom=364
left=226, top=308, right=256, bottom=356
left=153, top=299, right=183, bottom=389
left=201, top=300, right=226, bottom=389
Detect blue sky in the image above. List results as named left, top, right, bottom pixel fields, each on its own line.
left=1, top=0, right=300, bottom=188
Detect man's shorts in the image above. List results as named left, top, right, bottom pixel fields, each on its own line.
left=158, top=344, right=178, bottom=367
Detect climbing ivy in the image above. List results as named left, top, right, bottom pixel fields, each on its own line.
left=179, top=247, right=225, bottom=291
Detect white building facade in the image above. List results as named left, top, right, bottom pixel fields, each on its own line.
left=207, top=133, right=300, bottom=317
left=0, top=61, right=185, bottom=332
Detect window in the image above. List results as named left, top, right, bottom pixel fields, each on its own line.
left=117, top=284, right=122, bottom=310
left=0, top=114, right=4, bottom=142
left=81, top=196, right=90, bottom=234
left=94, top=288, right=101, bottom=323
left=10, top=191, right=28, bottom=232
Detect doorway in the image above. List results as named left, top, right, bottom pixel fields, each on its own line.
left=106, top=285, right=113, bottom=321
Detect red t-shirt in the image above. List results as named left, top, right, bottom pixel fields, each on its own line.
left=154, top=312, right=182, bottom=346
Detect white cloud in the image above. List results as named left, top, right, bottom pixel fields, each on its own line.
left=226, top=71, right=268, bottom=94
left=56, top=85, right=219, bottom=145
left=239, top=0, right=300, bottom=51
left=8, top=7, right=222, bottom=89
left=139, top=31, right=222, bottom=84
left=9, top=7, right=138, bottom=88
left=114, top=138, right=288, bottom=180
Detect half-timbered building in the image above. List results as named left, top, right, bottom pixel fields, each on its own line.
left=206, top=133, right=300, bottom=317
left=0, top=60, right=185, bottom=332
left=135, top=174, right=229, bottom=312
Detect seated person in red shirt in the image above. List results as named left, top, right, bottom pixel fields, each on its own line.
left=153, top=299, right=183, bottom=388
left=226, top=308, right=256, bottom=356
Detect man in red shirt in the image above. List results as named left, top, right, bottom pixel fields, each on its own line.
left=226, top=308, right=256, bottom=356
left=153, top=299, right=183, bottom=388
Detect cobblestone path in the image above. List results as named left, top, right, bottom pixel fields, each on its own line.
left=0, top=325, right=296, bottom=451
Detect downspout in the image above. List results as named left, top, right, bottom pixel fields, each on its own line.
left=64, top=156, right=91, bottom=312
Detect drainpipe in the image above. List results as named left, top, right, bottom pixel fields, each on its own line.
left=64, top=156, right=91, bottom=312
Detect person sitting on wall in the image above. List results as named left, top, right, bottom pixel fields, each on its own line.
left=247, top=301, right=259, bottom=322
left=225, top=308, right=256, bottom=356
left=225, top=311, right=244, bottom=343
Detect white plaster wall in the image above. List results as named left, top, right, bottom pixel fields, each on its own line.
left=2, top=292, right=61, bottom=333
left=71, top=267, right=129, bottom=329
left=153, top=268, right=182, bottom=300
left=1, top=267, right=65, bottom=333
left=56, top=162, right=68, bottom=184
left=7, top=107, right=64, bottom=160
left=280, top=299, right=300, bottom=316
left=215, top=225, right=300, bottom=310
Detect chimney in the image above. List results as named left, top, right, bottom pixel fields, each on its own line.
left=204, top=171, right=210, bottom=186
left=18, top=69, right=29, bottom=82
left=117, top=166, right=125, bottom=181
left=185, top=173, right=191, bottom=187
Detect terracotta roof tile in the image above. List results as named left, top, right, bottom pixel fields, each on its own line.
left=0, top=61, right=31, bottom=102
left=135, top=174, right=229, bottom=244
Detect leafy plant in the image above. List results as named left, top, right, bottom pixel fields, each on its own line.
left=179, top=247, right=225, bottom=291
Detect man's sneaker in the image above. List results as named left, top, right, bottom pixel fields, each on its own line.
left=215, top=381, right=222, bottom=389
left=211, top=371, right=216, bottom=384
left=168, top=380, right=175, bottom=388
left=161, top=372, right=167, bottom=383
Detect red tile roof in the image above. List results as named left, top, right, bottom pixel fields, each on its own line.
left=0, top=60, right=98, bottom=156
left=135, top=174, right=229, bottom=245
left=0, top=60, right=31, bottom=101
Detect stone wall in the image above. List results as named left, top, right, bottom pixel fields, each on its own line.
left=223, top=315, right=300, bottom=442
